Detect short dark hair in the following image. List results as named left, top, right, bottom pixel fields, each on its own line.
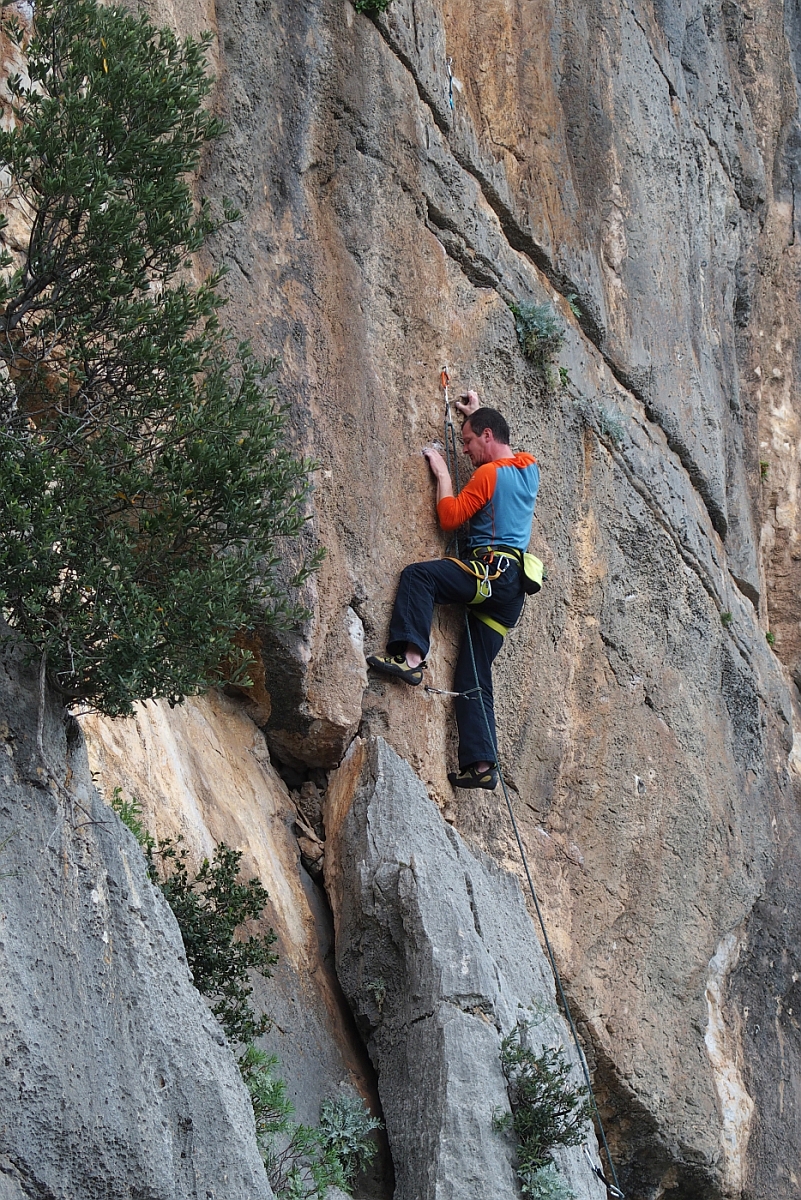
left=465, top=407, right=510, bottom=445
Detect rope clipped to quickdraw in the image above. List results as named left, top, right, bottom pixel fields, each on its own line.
left=585, top=1146, right=625, bottom=1199
left=446, top=56, right=455, bottom=110
left=433, top=369, right=624, bottom=1198
left=424, top=684, right=480, bottom=699
left=441, top=366, right=462, bottom=550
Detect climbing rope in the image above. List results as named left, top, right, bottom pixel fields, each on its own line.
left=446, top=56, right=455, bottom=110
left=440, top=366, right=462, bottom=557
left=439, top=376, right=625, bottom=1200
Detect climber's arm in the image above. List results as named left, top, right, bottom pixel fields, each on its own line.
left=423, top=447, right=454, bottom=506
left=437, top=466, right=495, bottom=531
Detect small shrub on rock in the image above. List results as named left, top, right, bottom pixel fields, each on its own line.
left=354, top=0, right=393, bottom=13
left=148, top=837, right=277, bottom=1045
left=595, top=404, right=625, bottom=446
left=240, top=1047, right=381, bottom=1199
left=518, top=1162, right=576, bottom=1200
left=319, top=1096, right=382, bottom=1188
left=109, top=789, right=155, bottom=854
left=509, top=302, right=564, bottom=367
left=495, top=1023, right=592, bottom=1199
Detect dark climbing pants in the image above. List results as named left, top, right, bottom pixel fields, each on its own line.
left=386, top=558, right=526, bottom=769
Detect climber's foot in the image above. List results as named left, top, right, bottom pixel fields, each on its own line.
left=367, top=652, right=426, bottom=686
left=447, top=763, right=499, bottom=790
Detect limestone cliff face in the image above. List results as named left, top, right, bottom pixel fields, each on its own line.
left=171, top=2, right=800, bottom=1196
left=4, top=1, right=801, bottom=1199
left=0, top=647, right=275, bottom=1200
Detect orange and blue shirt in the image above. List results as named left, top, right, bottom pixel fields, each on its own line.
left=437, top=452, right=539, bottom=551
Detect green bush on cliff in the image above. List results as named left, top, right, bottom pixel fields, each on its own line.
left=509, top=301, right=564, bottom=367
left=0, top=0, right=318, bottom=717
left=147, top=836, right=278, bottom=1045
left=353, top=0, right=394, bottom=13
left=494, top=1024, right=592, bottom=1200
left=241, top=1048, right=381, bottom=1199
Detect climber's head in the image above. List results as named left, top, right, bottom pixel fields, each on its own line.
left=462, top=407, right=511, bottom=465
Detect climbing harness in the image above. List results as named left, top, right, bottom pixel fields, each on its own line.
left=436, top=372, right=625, bottom=1199
left=446, top=553, right=501, bottom=601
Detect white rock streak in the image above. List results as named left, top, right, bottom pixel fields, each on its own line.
left=705, top=932, right=754, bottom=1194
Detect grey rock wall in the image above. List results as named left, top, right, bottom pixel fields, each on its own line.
left=0, top=646, right=274, bottom=1200
left=324, top=735, right=607, bottom=1200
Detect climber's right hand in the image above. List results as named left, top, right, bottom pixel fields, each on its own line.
left=455, top=390, right=480, bottom=417
left=423, top=446, right=448, bottom=479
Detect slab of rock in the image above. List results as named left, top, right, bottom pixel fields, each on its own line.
left=80, top=692, right=385, bottom=1146
left=0, top=646, right=274, bottom=1200
left=324, top=735, right=607, bottom=1200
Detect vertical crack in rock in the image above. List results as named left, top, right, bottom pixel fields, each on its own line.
left=369, top=11, right=733, bottom=543
left=324, top=736, right=608, bottom=1200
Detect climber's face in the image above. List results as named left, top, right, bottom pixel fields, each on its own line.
left=462, top=420, right=494, bottom=466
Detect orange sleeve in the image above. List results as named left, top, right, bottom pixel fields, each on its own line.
left=437, top=464, right=496, bottom=531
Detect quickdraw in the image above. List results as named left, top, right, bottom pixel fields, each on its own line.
left=441, top=366, right=453, bottom=427
left=584, top=1146, right=625, bottom=1198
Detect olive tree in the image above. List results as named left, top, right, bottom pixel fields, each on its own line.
left=0, top=0, right=317, bottom=716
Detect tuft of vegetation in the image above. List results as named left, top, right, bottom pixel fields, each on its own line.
left=566, top=293, right=581, bottom=319
left=240, top=1046, right=343, bottom=1198
left=367, top=976, right=387, bottom=1013
left=595, top=405, right=625, bottom=447
left=319, top=1096, right=382, bottom=1189
left=0, top=0, right=319, bottom=717
left=109, top=787, right=156, bottom=852
left=720, top=611, right=733, bottom=628
left=147, top=837, right=278, bottom=1045
left=494, top=1024, right=592, bottom=1199
left=766, top=630, right=776, bottom=646
left=240, top=1047, right=381, bottom=1199
left=509, top=302, right=564, bottom=367
left=517, top=1162, right=576, bottom=1200
left=760, top=461, right=769, bottom=479
left=353, top=0, right=393, bottom=13
left=240, top=1044, right=296, bottom=1157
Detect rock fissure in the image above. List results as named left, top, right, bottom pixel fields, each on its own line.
left=628, top=8, right=679, bottom=100
left=371, top=10, right=737, bottom=549
left=593, top=429, right=724, bottom=608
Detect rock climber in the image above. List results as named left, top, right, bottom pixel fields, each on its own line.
left=367, top=392, right=540, bottom=790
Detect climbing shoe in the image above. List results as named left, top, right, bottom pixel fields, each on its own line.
left=366, top=652, right=426, bottom=686
left=447, top=764, right=499, bottom=790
